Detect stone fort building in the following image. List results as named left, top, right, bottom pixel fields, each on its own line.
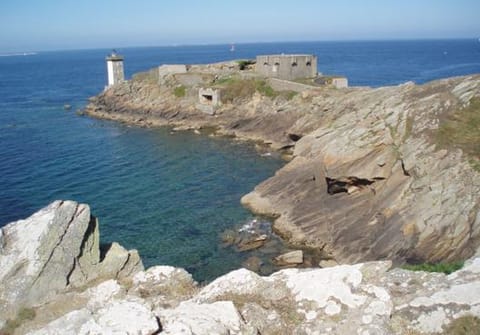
left=256, top=54, right=318, bottom=81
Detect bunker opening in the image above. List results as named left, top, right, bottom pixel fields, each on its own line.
left=201, top=94, right=214, bottom=105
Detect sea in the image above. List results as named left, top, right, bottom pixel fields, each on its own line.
left=1, top=40, right=479, bottom=281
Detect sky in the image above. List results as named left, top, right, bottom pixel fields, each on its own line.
left=0, top=0, right=479, bottom=52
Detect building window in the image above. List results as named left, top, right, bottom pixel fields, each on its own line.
left=306, top=61, right=311, bottom=66
left=263, top=62, right=269, bottom=66
left=273, top=62, right=280, bottom=72
left=292, top=62, right=298, bottom=67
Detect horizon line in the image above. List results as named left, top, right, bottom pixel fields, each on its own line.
left=2, top=37, right=479, bottom=54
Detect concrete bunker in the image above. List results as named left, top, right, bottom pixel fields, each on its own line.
left=197, top=87, right=221, bottom=115
left=256, top=54, right=318, bottom=80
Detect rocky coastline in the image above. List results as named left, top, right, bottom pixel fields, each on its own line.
left=1, top=201, right=480, bottom=334
left=84, top=61, right=480, bottom=267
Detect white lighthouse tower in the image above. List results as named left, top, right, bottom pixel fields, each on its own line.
left=106, top=50, right=124, bottom=88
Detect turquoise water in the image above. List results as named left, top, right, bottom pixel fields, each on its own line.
left=1, top=40, right=479, bottom=280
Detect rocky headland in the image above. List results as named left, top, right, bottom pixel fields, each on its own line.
left=84, top=61, right=480, bottom=267
left=1, top=201, right=480, bottom=334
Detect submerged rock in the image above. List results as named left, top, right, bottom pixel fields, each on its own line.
left=273, top=250, right=304, bottom=266
left=236, top=234, right=268, bottom=252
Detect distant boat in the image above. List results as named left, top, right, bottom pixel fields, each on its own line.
left=230, top=44, right=235, bottom=52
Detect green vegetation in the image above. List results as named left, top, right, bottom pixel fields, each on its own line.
left=236, top=59, right=255, bottom=70
left=220, top=78, right=257, bottom=102
left=255, top=80, right=276, bottom=97
left=436, top=97, right=480, bottom=171
left=217, top=77, right=297, bottom=103
left=1, top=307, right=36, bottom=334
left=443, top=315, right=480, bottom=335
left=284, top=91, right=298, bottom=100
left=401, top=261, right=464, bottom=274
left=173, top=85, right=186, bottom=98
left=214, top=75, right=236, bottom=85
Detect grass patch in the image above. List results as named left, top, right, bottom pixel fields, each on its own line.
left=443, top=315, right=480, bottom=335
left=214, top=76, right=236, bottom=85
left=255, top=80, right=276, bottom=98
left=1, top=307, right=36, bottom=334
left=284, top=91, right=298, bottom=100
left=436, top=97, right=480, bottom=171
left=401, top=261, right=464, bottom=274
left=220, top=78, right=257, bottom=102
left=216, top=77, right=297, bottom=103
left=173, top=85, right=186, bottom=98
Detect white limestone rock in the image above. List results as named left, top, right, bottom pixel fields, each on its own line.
left=0, top=201, right=93, bottom=321
left=157, top=301, right=257, bottom=335
left=27, top=299, right=159, bottom=335
left=0, top=201, right=143, bottom=326
left=130, top=265, right=197, bottom=308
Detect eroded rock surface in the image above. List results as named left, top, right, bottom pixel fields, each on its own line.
left=1, top=202, right=480, bottom=334
left=84, top=64, right=480, bottom=266
left=0, top=201, right=143, bottom=326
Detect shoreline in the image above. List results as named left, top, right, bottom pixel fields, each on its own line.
left=83, top=62, right=480, bottom=267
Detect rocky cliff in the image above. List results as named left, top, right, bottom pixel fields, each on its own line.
left=0, top=201, right=142, bottom=333
left=1, top=202, right=480, bottom=334
left=84, top=62, right=480, bottom=266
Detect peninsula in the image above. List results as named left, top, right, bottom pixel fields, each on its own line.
left=85, top=56, right=480, bottom=267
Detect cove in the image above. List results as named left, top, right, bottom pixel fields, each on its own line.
left=0, top=49, right=283, bottom=282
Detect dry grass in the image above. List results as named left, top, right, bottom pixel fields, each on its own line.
left=1, top=307, right=36, bottom=335
left=437, top=97, right=480, bottom=171
left=131, top=68, right=159, bottom=84
left=443, top=315, right=480, bottom=335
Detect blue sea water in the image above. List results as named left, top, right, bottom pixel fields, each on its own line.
left=1, top=40, right=480, bottom=281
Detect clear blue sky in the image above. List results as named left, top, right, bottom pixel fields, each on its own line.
left=1, top=0, right=479, bottom=52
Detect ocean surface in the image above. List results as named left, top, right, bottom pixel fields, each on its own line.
left=1, top=40, right=480, bottom=281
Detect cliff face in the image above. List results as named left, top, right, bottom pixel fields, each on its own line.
left=84, top=64, right=480, bottom=266
left=243, top=76, right=480, bottom=265
left=2, top=202, right=480, bottom=335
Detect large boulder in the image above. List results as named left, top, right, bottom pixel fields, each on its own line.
left=0, top=201, right=143, bottom=324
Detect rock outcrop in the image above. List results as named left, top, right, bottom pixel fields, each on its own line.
left=0, top=201, right=143, bottom=327
left=1, top=202, right=480, bottom=334
left=84, top=66, right=480, bottom=266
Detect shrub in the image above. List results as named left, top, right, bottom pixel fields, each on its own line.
left=236, top=59, right=255, bottom=70
left=173, top=85, right=186, bottom=98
